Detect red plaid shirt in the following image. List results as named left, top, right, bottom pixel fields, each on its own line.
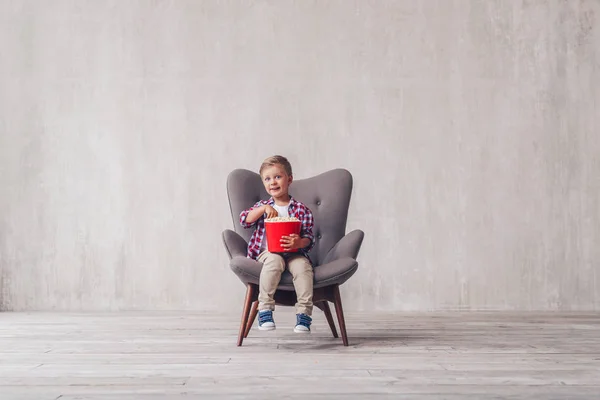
left=239, top=197, right=315, bottom=260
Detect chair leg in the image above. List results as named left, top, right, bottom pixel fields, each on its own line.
left=237, top=284, right=256, bottom=346
left=244, top=301, right=259, bottom=338
left=320, top=301, right=339, bottom=338
left=332, top=285, right=349, bottom=346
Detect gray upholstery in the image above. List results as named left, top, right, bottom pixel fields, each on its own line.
left=223, top=168, right=364, bottom=290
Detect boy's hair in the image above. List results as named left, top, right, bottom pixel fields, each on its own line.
left=259, top=155, right=293, bottom=177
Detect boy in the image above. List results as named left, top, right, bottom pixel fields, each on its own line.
left=239, top=155, right=315, bottom=333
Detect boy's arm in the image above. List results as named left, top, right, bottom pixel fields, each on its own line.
left=240, top=201, right=278, bottom=228
left=299, top=206, right=315, bottom=251
left=280, top=206, right=314, bottom=251
left=296, top=237, right=311, bottom=249
left=244, top=205, right=268, bottom=225
left=239, top=201, right=265, bottom=229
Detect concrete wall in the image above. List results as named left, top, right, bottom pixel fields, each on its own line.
left=1, top=0, right=599, bottom=311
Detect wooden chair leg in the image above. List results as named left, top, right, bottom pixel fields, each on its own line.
left=320, top=301, right=339, bottom=338
left=332, top=285, right=349, bottom=346
left=237, top=284, right=256, bottom=346
left=244, top=301, right=259, bottom=338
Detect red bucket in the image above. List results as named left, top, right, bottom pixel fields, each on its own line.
left=265, top=220, right=302, bottom=253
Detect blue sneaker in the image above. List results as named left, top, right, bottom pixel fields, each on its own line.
left=294, top=313, right=312, bottom=333
left=258, top=310, right=276, bottom=331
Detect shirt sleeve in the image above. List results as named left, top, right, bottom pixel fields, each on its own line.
left=239, top=201, right=265, bottom=229
left=299, top=205, right=315, bottom=252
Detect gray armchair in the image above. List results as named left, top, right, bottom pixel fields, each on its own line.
left=222, top=168, right=364, bottom=346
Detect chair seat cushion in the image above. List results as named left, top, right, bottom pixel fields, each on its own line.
left=229, top=256, right=358, bottom=290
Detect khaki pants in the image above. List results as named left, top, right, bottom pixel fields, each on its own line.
left=257, top=251, right=314, bottom=316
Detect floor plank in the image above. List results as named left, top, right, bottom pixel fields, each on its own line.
left=1, top=310, right=599, bottom=398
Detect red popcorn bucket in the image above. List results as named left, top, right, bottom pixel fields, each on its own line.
left=265, top=220, right=302, bottom=253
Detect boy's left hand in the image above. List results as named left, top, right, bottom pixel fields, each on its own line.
left=280, top=234, right=301, bottom=250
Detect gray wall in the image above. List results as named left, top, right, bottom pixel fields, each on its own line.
left=1, top=0, right=599, bottom=311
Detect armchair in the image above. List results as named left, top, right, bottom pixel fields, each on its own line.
left=222, top=168, right=364, bottom=346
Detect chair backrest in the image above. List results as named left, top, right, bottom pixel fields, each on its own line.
left=226, top=168, right=353, bottom=266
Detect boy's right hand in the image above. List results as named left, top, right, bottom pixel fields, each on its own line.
left=264, top=205, right=278, bottom=219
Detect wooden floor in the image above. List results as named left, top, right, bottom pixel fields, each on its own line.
left=1, top=310, right=600, bottom=399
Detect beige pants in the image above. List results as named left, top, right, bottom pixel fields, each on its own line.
left=257, top=251, right=314, bottom=316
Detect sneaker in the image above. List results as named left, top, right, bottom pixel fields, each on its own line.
left=294, top=313, right=312, bottom=333
left=258, top=310, right=276, bottom=331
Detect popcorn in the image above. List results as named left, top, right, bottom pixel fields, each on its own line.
left=265, top=216, right=300, bottom=222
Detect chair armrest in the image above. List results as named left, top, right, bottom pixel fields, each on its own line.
left=222, top=229, right=248, bottom=259
left=322, top=229, right=364, bottom=265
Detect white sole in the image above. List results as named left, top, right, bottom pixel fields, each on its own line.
left=258, top=325, right=276, bottom=331
left=293, top=327, right=311, bottom=334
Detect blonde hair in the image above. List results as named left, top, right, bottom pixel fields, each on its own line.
left=259, top=155, right=293, bottom=177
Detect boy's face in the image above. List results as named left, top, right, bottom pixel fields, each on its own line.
left=261, top=164, right=292, bottom=199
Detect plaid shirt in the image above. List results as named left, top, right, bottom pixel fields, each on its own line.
left=239, top=197, right=315, bottom=260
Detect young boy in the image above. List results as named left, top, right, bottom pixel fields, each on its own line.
left=239, top=155, right=315, bottom=333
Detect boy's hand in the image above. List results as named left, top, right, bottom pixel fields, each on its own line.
left=264, top=205, right=278, bottom=219
left=280, top=234, right=303, bottom=250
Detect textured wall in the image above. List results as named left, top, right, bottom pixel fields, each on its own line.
left=1, top=0, right=599, bottom=311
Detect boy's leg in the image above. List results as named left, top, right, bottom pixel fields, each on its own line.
left=257, top=251, right=286, bottom=311
left=286, top=255, right=314, bottom=316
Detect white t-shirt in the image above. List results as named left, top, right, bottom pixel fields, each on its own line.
left=260, top=202, right=290, bottom=252
left=273, top=203, right=290, bottom=218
